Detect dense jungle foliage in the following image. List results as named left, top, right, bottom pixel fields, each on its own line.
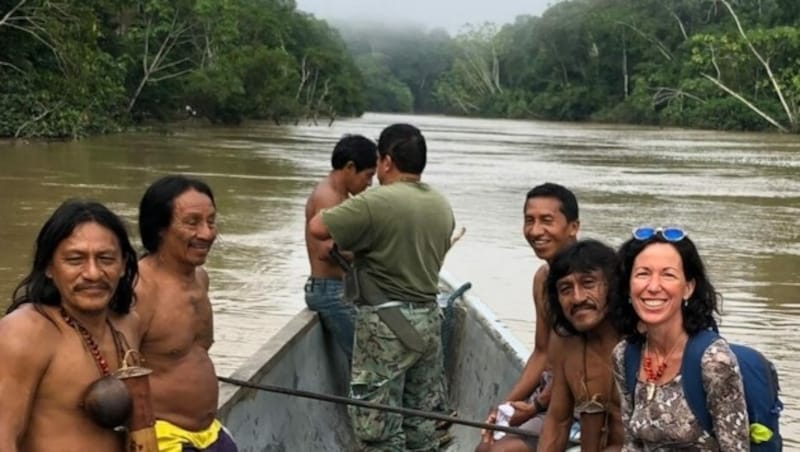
left=346, top=0, right=800, bottom=133
left=2, top=0, right=799, bottom=138
left=0, top=0, right=364, bottom=137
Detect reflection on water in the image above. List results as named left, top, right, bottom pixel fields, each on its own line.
left=1, top=113, right=798, bottom=445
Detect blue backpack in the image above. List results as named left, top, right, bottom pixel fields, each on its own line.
left=624, top=330, right=783, bottom=451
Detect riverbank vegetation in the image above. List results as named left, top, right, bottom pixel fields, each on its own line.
left=3, top=0, right=799, bottom=138
left=347, top=0, right=800, bottom=133
left=0, top=0, right=364, bottom=138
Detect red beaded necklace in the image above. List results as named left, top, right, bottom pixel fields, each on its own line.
left=643, top=337, right=684, bottom=383
left=643, top=352, right=668, bottom=382
left=60, top=307, right=122, bottom=377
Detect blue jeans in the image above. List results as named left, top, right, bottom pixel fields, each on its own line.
left=304, top=277, right=356, bottom=363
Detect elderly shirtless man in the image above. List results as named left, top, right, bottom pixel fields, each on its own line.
left=0, top=200, right=141, bottom=452
left=135, top=175, right=237, bottom=451
left=538, top=239, right=624, bottom=451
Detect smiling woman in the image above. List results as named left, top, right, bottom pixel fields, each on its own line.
left=628, top=243, right=696, bottom=330
left=612, top=230, right=750, bottom=451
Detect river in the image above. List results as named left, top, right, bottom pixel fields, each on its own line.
left=1, top=113, right=798, bottom=445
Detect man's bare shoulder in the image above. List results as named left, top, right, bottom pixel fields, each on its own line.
left=195, top=266, right=210, bottom=293
left=134, top=258, right=157, bottom=291
left=111, top=307, right=141, bottom=324
left=133, top=257, right=162, bottom=317
left=548, top=333, right=581, bottom=359
left=0, top=305, right=58, bottom=362
left=110, top=309, right=142, bottom=344
left=0, top=304, right=58, bottom=335
left=533, top=263, right=549, bottom=307
left=136, top=256, right=158, bottom=282
left=306, top=177, right=344, bottom=219
left=534, top=264, right=549, bottom=285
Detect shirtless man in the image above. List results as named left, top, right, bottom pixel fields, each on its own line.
left=0, top=200, right=141, bottom=452
left=538, top=239, right=623, bottom=452
left=479, top=183, right=580, bottom=452
left=305, top=134, right=377, bottom=363
left=135, top=175, right=237, bottom=451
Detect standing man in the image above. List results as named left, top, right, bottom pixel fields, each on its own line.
left=538, top=240, right=623, bottom=451
left=305, top=134, right=378, bottom=364
left=309, top=123, right=454, bottom=452
left=0, top=200, right=141, bottom=452
left=479, top=183, right=580, bottom=452
left=135, top=175, right=237, bottom=451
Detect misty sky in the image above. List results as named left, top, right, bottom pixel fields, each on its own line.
left=295, top=0, right=554, bottom=34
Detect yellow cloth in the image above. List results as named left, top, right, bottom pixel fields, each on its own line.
left=750, top=422, right=773, bottom=444
left=155, top=418, right=222, bottom=452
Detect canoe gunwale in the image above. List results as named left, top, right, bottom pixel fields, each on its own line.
left=216, top=270, right=533, bottom=450
left=217, top=309, right=319, bottom=417
left=439, top=269, right=529, bottom=368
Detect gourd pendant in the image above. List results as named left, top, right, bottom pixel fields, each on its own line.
left=646, top=382, right=656, bottom=401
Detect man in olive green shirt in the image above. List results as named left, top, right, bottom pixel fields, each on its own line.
left=309, top=123, right=454, bottom=452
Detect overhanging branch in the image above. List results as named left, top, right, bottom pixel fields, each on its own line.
left=716, top=0, right=795, bottom=126
left=0, top=0, right=28, bottom=29
left=702, top=73, right=788, bottom=132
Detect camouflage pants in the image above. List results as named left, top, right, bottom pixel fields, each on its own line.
left=349, top=303, right=444, bottom=452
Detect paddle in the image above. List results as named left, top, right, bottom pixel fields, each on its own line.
left=217, top=375, right=536, bottom=438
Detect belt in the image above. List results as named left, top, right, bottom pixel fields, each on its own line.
left=329, top=246, right=427, bottom=353
left=345, top=268, right=427, bottom=353
left=362, top=301, right=438, bottom=311
left=305, top=277, right=342, bottom=291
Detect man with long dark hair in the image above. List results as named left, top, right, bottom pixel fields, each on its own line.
left=0, top=199, right=141, bottom=451
left=135, top=175, right=238, bottom=451
left=537, top=239, right=624, bottom=451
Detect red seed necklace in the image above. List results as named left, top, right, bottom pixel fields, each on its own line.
left=643, top=336, right=685, bottom=401
left=60, top=307, right=123, bottom=377
left=643, top=349, right=668, bottom=382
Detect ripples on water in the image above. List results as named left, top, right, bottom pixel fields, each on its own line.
left=0, top=114, right=797, bottom=445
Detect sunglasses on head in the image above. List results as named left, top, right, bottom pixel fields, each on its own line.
left=632, top=226, right=687, bottom=242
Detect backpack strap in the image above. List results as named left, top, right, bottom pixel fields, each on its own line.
left=681, top=329, right=720, bottom=435
left=623, top=340, right=643, bottom=397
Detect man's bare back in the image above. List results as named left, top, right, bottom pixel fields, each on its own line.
left=305, top=176, right=349, bottom=279
left=136, top=257, right=217, bottom=431
left=0, top=305, right=141, bottom=452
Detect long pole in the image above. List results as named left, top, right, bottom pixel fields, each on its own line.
left=218, top=376, right=535, bottom=438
